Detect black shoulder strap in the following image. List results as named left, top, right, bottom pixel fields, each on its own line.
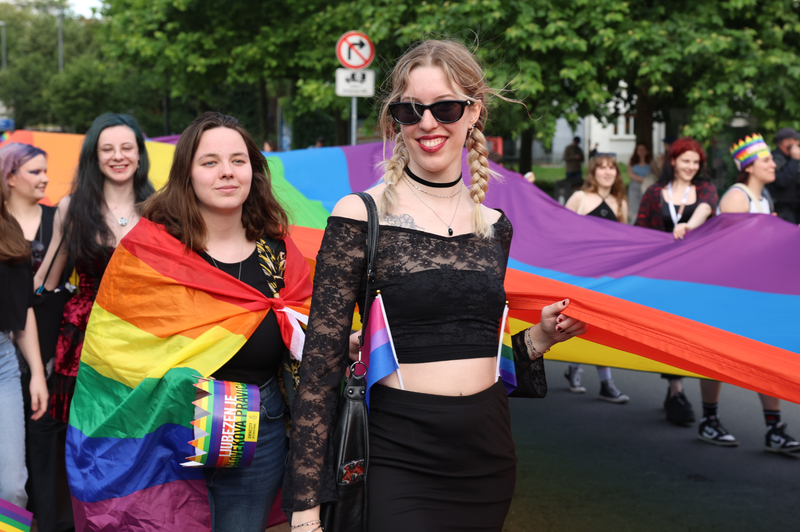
left=37, top=235, right=65, bottom=294
left=354, top=192, right=379, bottom=348
left=763, top=187, right=775, bottom=214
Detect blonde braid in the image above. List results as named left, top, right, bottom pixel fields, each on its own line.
left=379, top=132, right=409, bottom=217
left=466, top=126, right=493, bottom=238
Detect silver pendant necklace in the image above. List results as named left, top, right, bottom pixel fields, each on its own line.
left=111, top=206, right=135, bottom=227
left=208, top=239, right=245, bottom=281
left=209, top=256, right=243, bottom=281
left=405, top=177, right=462, bottom=236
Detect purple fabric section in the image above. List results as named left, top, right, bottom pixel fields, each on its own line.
left=338, top=142, right=800, bottom=296
left=340, top=143, right=391, bottom=191
left=499, top=369, right=517, bottom=394
left=148, top=134, right=181, bottom=145
left=368, top=326, right=390, bottom=350
left=483, top=173, right=800, bottom=296
left=72, top=480, right=211, bottom=532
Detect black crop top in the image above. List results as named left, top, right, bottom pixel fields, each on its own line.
left=284, top=211, right=512, bottom=511
left=199, top=244, right=286, bottom=386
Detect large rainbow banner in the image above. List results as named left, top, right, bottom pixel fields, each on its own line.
left=3, top=131, right=799, bottom=529
left=270, top=142, right=800, bottom=403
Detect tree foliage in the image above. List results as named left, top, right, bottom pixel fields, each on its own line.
left=2, top=0, right=800, bottom=153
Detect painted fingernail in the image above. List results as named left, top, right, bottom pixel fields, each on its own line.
left=556, top=326, right=563, bottom=332
left=562, top=300, right=568, bottom=305
left=557, top=316, right=563, bottom=323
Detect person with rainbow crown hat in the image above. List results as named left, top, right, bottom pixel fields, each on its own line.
left=722, top=134, right=776, bottom=214
left=692, top=133, right=800, bottom=454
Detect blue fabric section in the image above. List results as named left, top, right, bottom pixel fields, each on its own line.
left=66, top=423, right=202, bottom=503
left=270, top=147, right=352, bottom=212
left=508, top=258, right=800, bottom=354
left=366, top=343, right=399, bottom=408
left=498, top=355, right=516, bottom=385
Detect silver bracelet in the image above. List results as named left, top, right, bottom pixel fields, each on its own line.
left=291, top=520, right=321, bottom=530
left=524, top=328, right=549, bottom=360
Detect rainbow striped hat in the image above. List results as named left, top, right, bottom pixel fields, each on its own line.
left=730, top=134, right=771, bottom=170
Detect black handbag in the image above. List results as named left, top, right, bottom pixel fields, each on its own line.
left=320, top=192, right=378, bottom=532
left=508, top=331, right=548, bottom=398
left=32, top=236, right=73, bottom=373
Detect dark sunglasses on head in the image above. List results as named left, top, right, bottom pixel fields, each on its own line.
left=388, top=100, right=473, bottom=125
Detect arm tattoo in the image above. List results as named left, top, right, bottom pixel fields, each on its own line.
left=381, top=213, right=422, bottom=229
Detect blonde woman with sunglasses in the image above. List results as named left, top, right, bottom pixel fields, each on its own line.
left=284, top=40, right=587, bottom=532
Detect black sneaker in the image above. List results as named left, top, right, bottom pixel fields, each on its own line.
left=697, top=417, right=738, bottom=447
left=765, top=422, right=800, bottom=454
left=664, top=389, right=695, bottom=425
left=598, top=380, right=629, bottom=404
left=563, top=366, right=586, bottom=393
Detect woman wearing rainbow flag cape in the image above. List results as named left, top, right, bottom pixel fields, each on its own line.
left=285, top=40, right=587, bottom=531
left=65, top=113, right=312, bottom=531
left=690, top=134, right=800, bottom=453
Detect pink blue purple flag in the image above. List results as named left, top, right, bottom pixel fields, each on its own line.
left=361, top=293, right=403, bottom=406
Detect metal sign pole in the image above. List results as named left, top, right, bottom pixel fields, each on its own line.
left=1, top=22, right=6, bottom=70
left=351, top=96, right=357, bottom=146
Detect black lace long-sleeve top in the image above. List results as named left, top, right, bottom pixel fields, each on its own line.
left=283, top=212, right=513, bottom=512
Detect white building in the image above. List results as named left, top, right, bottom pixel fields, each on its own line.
left=584, top=115, right=666, bottom=166
left=531, top=114, right=666, bottom=167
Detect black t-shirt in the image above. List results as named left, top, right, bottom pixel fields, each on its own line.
left=0, top=260, right=33, bottom=331
left=198, top=247, right=286, bottom=385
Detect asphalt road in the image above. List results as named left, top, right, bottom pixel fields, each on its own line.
left=503, top=362, right=800, bottom=532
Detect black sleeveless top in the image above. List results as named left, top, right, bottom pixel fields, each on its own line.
left=586, top=200, right=617, bottom=221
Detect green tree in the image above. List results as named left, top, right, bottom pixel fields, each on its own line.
left=0, top=1, right=94, bottom=128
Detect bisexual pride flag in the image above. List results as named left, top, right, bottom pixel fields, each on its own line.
left=360, top=293, right=403, bottom=407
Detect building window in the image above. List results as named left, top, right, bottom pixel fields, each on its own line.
left=625, top=114, right=634, bottom=135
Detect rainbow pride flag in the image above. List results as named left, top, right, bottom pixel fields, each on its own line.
left=0, top=499, right=32, bottom=532
left=496, top=306, right=517, bottom=394
left=361, top=293, right=403, bottom=406
left=66, top=219, right=312, bottom=530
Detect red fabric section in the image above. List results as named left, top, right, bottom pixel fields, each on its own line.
left=116, top=219, right=313, bottom=354
left=72, top=480, right=211, bottom=532
left=266, top=489, right=288, bottom=528
left=504, top=268, right=800, bottom=404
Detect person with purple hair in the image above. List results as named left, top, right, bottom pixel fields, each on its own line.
left=1, top=142, right=75, bottom=531
left=0, top=145, right=49, bottom=512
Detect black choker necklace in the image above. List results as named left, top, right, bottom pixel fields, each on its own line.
left=404, top=166, right=462, bottom=188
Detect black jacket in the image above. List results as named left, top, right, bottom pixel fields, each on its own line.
left=767, top=148, right=800, bottom=206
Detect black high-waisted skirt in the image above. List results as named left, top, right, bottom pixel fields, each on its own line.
left=368, top=380, right=517, bottom=532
